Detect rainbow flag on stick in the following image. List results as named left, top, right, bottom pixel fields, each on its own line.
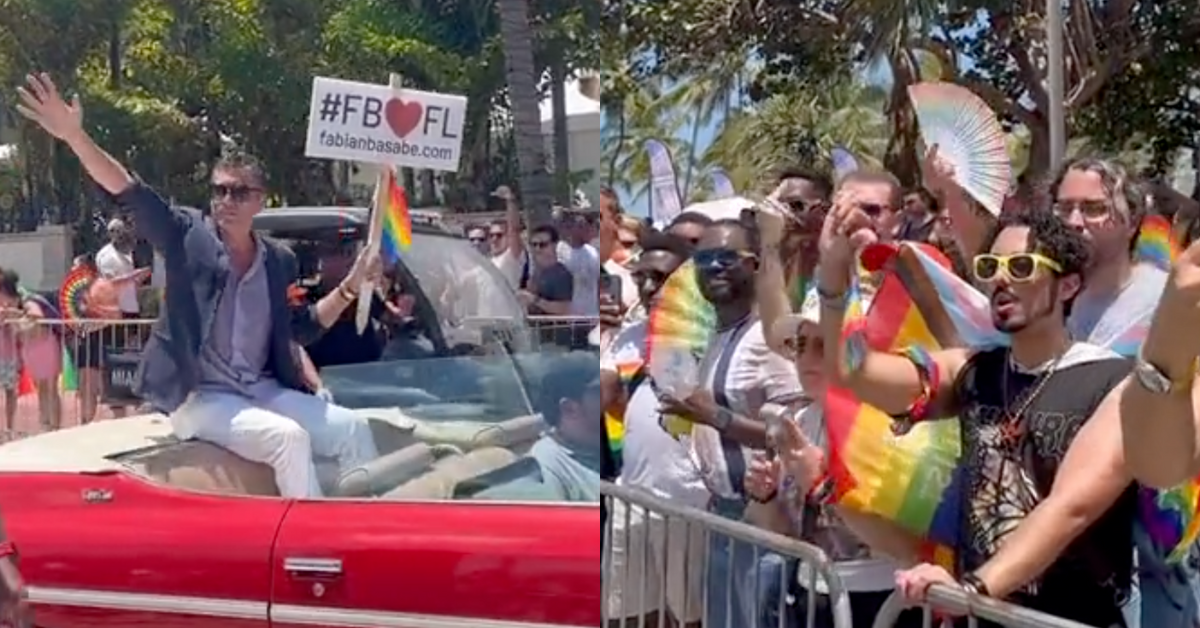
left=1134, top=215, right=1180, bottom=272
left=379, top=169, right=412, bottom=262
left=826, top=243, right=1006, bottom=555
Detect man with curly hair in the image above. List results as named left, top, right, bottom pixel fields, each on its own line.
left=819, top=205, right=1137, bottom=626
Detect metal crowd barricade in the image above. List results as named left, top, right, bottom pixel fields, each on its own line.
left=602, top=481, right=853, bottom=628
left=870, top=587, right=1095, bottom=628
left=0, top=318, right=155, bottom=444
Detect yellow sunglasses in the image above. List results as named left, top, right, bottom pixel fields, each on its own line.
left=972, top=253, right=1062, bottom=283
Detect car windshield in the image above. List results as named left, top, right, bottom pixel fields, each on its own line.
left=319, top=349, right=601, bottom=504
left=402, top=232, right=525, bottom=330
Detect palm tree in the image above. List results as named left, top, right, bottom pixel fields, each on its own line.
left=495, top=0, right=554, bottom=225
left=661, top=51, right=747, bottom=199
left=702, top=78, right=889, bottom=193
left=602, top=77, right=690, bottom=205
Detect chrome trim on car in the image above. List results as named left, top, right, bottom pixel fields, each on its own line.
left=26, top=586, right=268, bottom=620
left=272, top=604, right=592, bottom=628
left=25, top=586, right=592, bottom=628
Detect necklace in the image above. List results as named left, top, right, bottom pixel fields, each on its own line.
left=996, top=347, right=1069, bottom=453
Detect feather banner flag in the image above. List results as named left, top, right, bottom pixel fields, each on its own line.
left=644, top=139, right=684, bottom=226
left=826, top=243, right=1005, bottom=552
left=709, top=168, right=735, bottom=199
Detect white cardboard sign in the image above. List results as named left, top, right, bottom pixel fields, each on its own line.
left=304, top=76, right=466, bottom=172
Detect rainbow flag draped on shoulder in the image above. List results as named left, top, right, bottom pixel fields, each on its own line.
left=825, top=241, right=1200, bottom=566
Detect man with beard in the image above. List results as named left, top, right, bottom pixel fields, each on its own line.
left=603, top=232, right=705, bottom=628
left=657, top=218, right=805, bottom=628
left=818, top=203, right=1136, bottom=626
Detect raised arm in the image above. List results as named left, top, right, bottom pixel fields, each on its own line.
left=817, top=189, right=969, bottom=416
left=757, top=197, right=799, bottom=355
left=1120, top=240, right=1200, bottom=488
left=973, top=380, right=1134, bottom=597
left=16, top=73, right=190, bottom=251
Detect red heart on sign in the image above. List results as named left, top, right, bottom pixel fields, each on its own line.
left=385, top=98, right=423, bottom=139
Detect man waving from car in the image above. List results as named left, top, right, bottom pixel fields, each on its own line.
left=15, top=72, right=380, bottom=498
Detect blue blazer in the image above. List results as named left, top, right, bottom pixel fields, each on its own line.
left=116, top=184, right=325, bottom=413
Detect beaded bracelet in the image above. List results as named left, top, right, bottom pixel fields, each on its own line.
left=890, top=345, right=941, bottom=435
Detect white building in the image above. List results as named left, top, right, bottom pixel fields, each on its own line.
left=541, top=75, right=601, bottom=201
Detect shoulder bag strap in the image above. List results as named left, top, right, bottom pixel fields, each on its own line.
left=711, top=319, right=755, bottom=498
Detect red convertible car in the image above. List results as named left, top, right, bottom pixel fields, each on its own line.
left=0, top=210, right=600, bottom=628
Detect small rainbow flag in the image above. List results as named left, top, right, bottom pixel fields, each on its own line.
left=604, top=360, right=644, bottom=463
left=1134, top=215, right=1180, bottom=272
left=379, top=169, right=412, bottom=262
left=826, top=243, right=1007, bottom=556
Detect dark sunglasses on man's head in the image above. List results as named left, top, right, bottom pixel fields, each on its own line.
left=693, top=248, right=755, bottom=272
left=211, top=184, right=260, bottom=202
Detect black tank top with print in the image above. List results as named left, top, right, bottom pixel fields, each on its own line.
left=952, top=346, right=1136, bottom=627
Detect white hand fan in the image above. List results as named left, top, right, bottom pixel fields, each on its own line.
left=647, top=344, right=701, bottom=441
left=830, top=145, right=860, bottom=180
left=908, top=82, right=1012, bottom=216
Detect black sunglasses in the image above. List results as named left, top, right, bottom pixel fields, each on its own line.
left=530, top=240, right=554, bottom=249
left=211, top=184, right=260, bottom=202
left=693, top=248, right=755, bottom=271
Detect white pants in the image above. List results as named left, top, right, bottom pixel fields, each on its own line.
left=606, top=498, right=706, bottom=623
left=170, top=384, right=379, bottom=498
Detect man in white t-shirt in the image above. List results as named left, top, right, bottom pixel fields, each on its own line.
left=86, top=218, right=150, bottom=420
left=95, top=218, right=145, bottom=317
left=601, top=233, right=705, bottom=627
left=657, top=219, right=805, bottom=628
left=488, top=186, right=529, bottom=291
left=556, top=210, right=601, bottom=317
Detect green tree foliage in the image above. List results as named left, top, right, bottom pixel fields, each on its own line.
left=0, top=0, right=589, bottom=243
left=618, top=0, right=1200, bottom=184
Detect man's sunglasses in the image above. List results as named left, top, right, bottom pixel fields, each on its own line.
left=468, top=236, right=487, bottom=244
left=211, top=184, right=261, bottom=202
left=858, top=202, right=890, bottom=218
left=693, top=248, right=756, bottom=272
left=973, top=253, right=1062, bottom=283
left=488, top=231, right=505, bottom=240
left=530, top=239, right=554, bottom=249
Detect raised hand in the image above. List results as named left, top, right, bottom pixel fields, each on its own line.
left=817, top=189, right=874, bottom=290
left=745, top=453, right=782, bottom=501
left=15, top=73, right=84, bottom=141
left=1144, top=237, right=1200, bottom=371
left=773, top=418, right=827, bottom=494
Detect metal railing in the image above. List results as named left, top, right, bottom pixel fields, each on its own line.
left=0, top=318, right=154, bottom=443
left=869, top=587, right=1096, bottom=628
left=602, top=481, right=853, bottom=628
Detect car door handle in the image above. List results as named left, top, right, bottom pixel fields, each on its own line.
left=284, top=557, right=344, bottom=577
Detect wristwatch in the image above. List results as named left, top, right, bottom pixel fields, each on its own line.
left=1133, top=354, right=1197, bottom=395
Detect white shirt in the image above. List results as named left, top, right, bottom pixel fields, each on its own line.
left=95, top=242, right=139, bottom=314
left=492, top=248, right=528, bottom=290
left=602, top=320, right=708, bottom=508
left=557, top=241, right=600, bottom=316
left=690, top=319, right=804, bottom=499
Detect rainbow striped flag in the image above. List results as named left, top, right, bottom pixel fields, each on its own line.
left=604, top=360, right=644, bottom=462
left=379, top=169, right=412, bottom=262
left=826, top=243, right=1006, bottom=554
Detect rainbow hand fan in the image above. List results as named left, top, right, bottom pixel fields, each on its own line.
left=646, top=260, right=716, bottom=401
left=59, top=266, right=97, bottom=320
left=908, top=82, right=1012, bottom=217
left=1135, top=215, right=1180, bottom=271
